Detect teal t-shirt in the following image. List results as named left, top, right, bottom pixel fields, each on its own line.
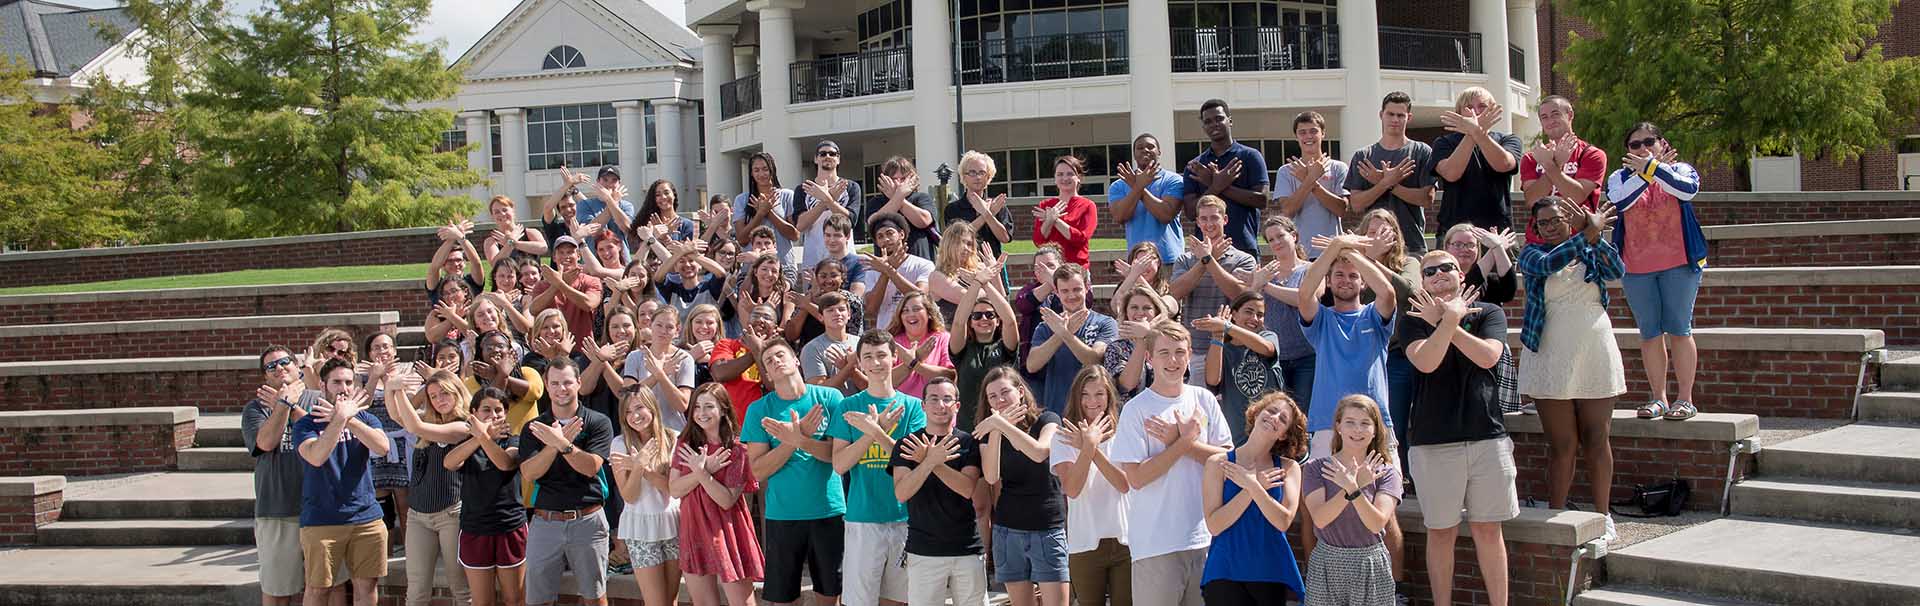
left=742, top=384, right=848, bottom=520
left=828, top=390, right=927, bottom=524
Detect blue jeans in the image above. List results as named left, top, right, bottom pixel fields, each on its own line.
left=1278, top=354, right=1316, bottom=418
left=1387, top=350, right=1416, bottom=476
left=1621, top=265, right=1703, bottom=339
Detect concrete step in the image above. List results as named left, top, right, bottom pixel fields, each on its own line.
left=1605, top=517, right=1920, bottom=606
left=1575, top=587, right=1782, bottom=606
left=176, top=447, right=253, bottom=472
left=1881, top=352, right=1920, bottom=391
left=1856, top=391, right=1920, bottom=424
left=0, top=311, right=397, bottom=362
left=1759, top=423, right=1920, bottom=484
left=61, top=472, right=254, bottom=519
left=37, top=518, right=254, bottom=547
left=194, top=413, right=244, bottom=447
left=0, top=545, right=263, bottom=606
left=1730, top=477, right=1920, bottom=527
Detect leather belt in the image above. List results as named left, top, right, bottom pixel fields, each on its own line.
left=531, top=504, right=602, bottom=521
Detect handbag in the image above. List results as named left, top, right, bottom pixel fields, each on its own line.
left=1612, top=479, right=1690, bottom=518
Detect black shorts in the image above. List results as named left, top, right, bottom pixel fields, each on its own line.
left=761, top=516, right=845, bottom=602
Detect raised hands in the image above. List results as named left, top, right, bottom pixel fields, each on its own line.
left=1288, top=156, right=1326, bottom=184
left=899, top=432, right=961, bottom=465
left=1191, top=305, right=1232, bottom=336
left=1143, top=410, right=1201, bottom=447
left=1116, top=158, right=1157, bottom=190
left=760, top=406, right=826, bottom=444
left=1188, top=158, right=1244, bottom=194
left=1058, top=415, right=1115, bottom=451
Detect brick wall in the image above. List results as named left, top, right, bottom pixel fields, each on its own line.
left=0, top=368, right=260, bottom=413
left=1400, top=534, right=1595, bottom=606
left=0, top=321, right=398, bottom=363
left=0, top=420, right=193, bottom=475
left=0, top=226, right=500, bottom=289
left=0, top=283, right=426, bottom=327
left=1509, top=431, right=1754, bottom=514
left=1604, top=349, right=1862, bottom=418
left=1707, top=231, right=1920, bottom=268
left=0, top=489, right=60, bottom=546
left=1495, top=281, right=1920, bottom=346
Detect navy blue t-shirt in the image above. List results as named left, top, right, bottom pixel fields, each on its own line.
left=292, top=411, right=385, bottom=527
left=1183, top=141, right=1271, bottom=255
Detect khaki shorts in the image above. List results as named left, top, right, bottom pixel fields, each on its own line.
left=299, top=519, right=389, bottom=588
left=255, top=517, right=306, bottom=597
left=1408, top=437, right=1521, bottom=529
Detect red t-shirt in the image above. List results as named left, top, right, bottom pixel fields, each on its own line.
left=1032, top=195, right=1099, bottom=268
left=710, top=339, right=763, bottom=427
left=530, top=272, right=603, bottom=351
left=1520, top=138, right=1607, bottom=245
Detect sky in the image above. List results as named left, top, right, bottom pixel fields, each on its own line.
left=61, top=0, right=685, bottom=59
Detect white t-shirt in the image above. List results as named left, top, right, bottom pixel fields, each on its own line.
left=860, top=254, right=935, bottom=330
left=1109, top=384, right=1233, bottom=561
left=621, top=347, right=695, bottom=432
left=1050, top=438, right=1129, bottom=554
left=610, top=434, right=681, bottom=543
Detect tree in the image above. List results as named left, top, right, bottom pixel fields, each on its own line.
left=186, top=0, right=481, bottom=237
left=0, top=61, right=131, bottom=250
left=1560, top=0, right=1920, bottom=188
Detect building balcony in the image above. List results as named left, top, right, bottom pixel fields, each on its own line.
left=719, top=72, right=759, bottom=120
left=958, top=30, right=1129, bottom=86
left=791, top=46, right=914, bottom=104
left=1170, top=25, right=1340, bottom=73
left=1378, top=26, right=1481, bottom=73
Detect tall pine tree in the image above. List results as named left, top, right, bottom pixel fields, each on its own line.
left=1560, top=0, right=1920, bottom=188
left=188, top=0, right=481, bottom=236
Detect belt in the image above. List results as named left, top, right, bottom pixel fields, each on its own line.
left=531, top=504, right=602, bottom=522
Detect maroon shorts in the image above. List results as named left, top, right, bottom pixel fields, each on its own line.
left=459, top=526, right=528, bottom=569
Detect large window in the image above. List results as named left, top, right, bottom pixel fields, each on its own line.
left=1168, top=0, right=1335, bottom=31
left=440, top=115, right=503, bottom=173
left=526, top=103, right=619, bottom=171
left=857, top=0, right=910, bottom=50
left=695, top=101, right=706, bottom=162
left=971, top=143, right=1129, bottom=199
left=438, top=129, right=466, bottom=154
left=644, top=102, right=658, bottom=164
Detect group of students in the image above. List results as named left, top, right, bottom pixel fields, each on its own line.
left=241, top=85, right=1708, bottom=606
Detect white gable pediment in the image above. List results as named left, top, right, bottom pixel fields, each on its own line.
left=460, top=0, right=689, bottom=81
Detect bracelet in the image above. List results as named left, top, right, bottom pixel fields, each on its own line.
left=1345, top=489, right=1363, bottom=502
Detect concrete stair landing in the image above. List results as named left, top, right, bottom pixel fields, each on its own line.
left=1603, top=518, right=1920, bottom=606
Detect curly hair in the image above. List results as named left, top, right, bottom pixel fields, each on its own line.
left=1245, top=391, right=1308, bottom=460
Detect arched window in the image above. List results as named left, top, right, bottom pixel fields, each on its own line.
left=542, top=45, right=586, bottom=70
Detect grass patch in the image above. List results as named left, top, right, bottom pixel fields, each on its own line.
left=1000, top=238, right=1127, bottom=255
left=0, top=263, right=430, bottom=296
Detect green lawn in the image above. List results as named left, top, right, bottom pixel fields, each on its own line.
left=1001, top=238, right=1127, bottom=255
left=0, top=263, right=430, bottom=296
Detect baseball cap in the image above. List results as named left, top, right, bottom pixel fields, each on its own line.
left=597, top=166, right=620, bottom=181
left=554, top=235, right=580, bottom=249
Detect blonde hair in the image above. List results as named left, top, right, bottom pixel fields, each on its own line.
left=682, top=303, right=721, bottom=346
left=1126, top=242, right=1169, bottom=293
left=419, top=370, right=473, bottom=447
left=1197, top=194, right=1229, bottom=214
left=618, top=385, right=677, bottom=467
left=1330, top=394, right=1394, bottom=462
left=960, top=150, right=998, bottom=182
left=1149, top=318, right=1190, bottom=353
left=1420, top=250, right=1460, bottom=267
left=534, top=308, right=567, bottom=335
left=936, top=221, right=984, bottom=275
left=310, top=328, right=357, bottom=364
left=1455, top=86, right=1495, bottom=113
left=1120, top=285, right=1169, bottom=319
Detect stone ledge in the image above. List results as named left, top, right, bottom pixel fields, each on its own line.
left=1692, top=266, right=1920, bottom=288
left=1503, top=410, right=1758, bottom=442
left=0, top=476, right=65, bottom=497
left=1705, top=217, right=1920, bottom=240
left=0, top=407, right=196, bottom=428
left=0, top=278, right=421, bottom=306
left=1504, top=327, right=1884, bottom=353
left=0, top=355, right=259, bottom=377
left=0, top=311, right=399, bottom=337
left=0, top=220, right=535, bottom=262
left=1396, top=496, right=1606, bottom=546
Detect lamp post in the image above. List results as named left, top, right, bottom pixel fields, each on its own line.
left=952, top=10, right=966, bottom=159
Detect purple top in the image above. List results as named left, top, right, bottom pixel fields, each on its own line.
left=1299, top=456, right=1402, bottom=548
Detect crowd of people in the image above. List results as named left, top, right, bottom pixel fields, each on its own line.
left=240, top=87, right=1708, bottom=606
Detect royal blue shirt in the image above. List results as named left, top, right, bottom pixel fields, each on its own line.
left=1183, top=141, right=1270, bottom=255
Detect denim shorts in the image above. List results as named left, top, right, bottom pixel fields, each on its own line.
left=1621, top=265, right=1703, bottom=339
left=991, top=525, right=1069, bottom=583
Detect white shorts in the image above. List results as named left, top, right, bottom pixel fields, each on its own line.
left=1309, top=429, right=1400, bottom=460
left=842, top=521, right=909, bottom=606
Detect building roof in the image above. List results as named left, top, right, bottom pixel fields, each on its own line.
left=454, top=0, right=699, bottom=70
left=0, top=0, right=136, bottom=78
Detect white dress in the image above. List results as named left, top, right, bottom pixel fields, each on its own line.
left=1518, top=259, right=1627, bottom=400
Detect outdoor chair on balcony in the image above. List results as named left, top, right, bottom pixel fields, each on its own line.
left=869, top=52, right=909, bottom=94
left=1196, top=28, right=1230, bottom=72
left=1257, top=27, right=1294, bottom=71
left=1454, top=39, right=1471, bottom=72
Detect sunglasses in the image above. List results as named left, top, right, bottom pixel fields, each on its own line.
left=1422, top=262, right=1459, bottom=277
left=263, top=357, right=296, bottom=371
left=1626, top=137, right=1659, bottom=150
left=817, top=150, right=839, bottom=157
left=970, top=311, right=998, bottom=321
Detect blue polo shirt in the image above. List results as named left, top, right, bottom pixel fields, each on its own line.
left=575, top=195, right=636, bottom=251
left=1108, top=168, right=1187, bottom=263
left=1183, top=142, right=1271, bottom=255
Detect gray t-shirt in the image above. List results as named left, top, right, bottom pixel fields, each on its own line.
left=801, top=332, right=861, bottom=394
left=622, top=348, right=695, bottom=432
left=1345, top=142, right=1437, bottom=254
left=1272, top=160, right=1350, bottom=259
left=241, top=390, right=324, bottom=519
left=1211, top=331, right=1282, bottom=444
left=1171, top=246, right=1258, bottom=357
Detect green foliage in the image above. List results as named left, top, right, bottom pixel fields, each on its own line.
left=0, top=61, right=131, bottom=250
left=1560, top=0, right=1920, bottom=185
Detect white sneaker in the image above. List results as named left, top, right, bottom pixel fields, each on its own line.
left=1602, top=515, right=1618, bottom=544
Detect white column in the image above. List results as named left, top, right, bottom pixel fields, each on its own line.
left=613, top=100, right=646, bottom=184
left=460, top=110, right=490, bottom=202
left=1128, top=0, right=1174, bottom=141
left=734, top=46, right=758, bottom=78
left=698, top=24, right=739, bottom=198
left=1338, top=0, right=1382, bottom=147
left=495, top=108, right=529, bottom=219
left=1473, top=0, right=1514, bottom=132
left=656, top=99, right=688, bottom=201
left=1509, top=0, right=1543, bottom=133
left=910, top=0, right=956, bottom=179
left=748, top=0, right=804, bottom=187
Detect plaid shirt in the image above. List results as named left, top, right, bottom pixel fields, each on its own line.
left=1517, top=237, right=1624, bottom=352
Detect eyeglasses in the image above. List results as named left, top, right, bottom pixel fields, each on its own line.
left=962, top=169, right=989, bottom=178
left=263, top=357, right=296, bottom=371
left=1422, top=262, right=1458, bottom=277
left=817, top=150, right=839, bottom=157
left=1626, top=137, right=1659, bottom=150
left=970, top=311, right=998, bottom=321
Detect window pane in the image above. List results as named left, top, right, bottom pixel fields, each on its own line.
left=1104, top=6, right=1125, bottom=31
left=581, top=121, right=598, bottom=152
left=606, top=150, right=620, bottom=166
left=1032, top=10, right=1065, bottom=36
left=1078, top=145, right=1108, bottom=176
left=1010, top=149, right=1038, bottom=183
left=1196, top=3, right=1227, bottom=27
left=1170, top=4, right=1194, bottom=29
left=1067, top=8, right=1099, bottom=34
left=605, top=118, right=621, bottom=149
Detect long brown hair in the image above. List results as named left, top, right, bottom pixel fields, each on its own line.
left=1244, top=391, right=1308, bottom=460
left=977, top=365, right=1040, bottom=430
left=886, top=291, right=947, bottom=335
left=1330, top=394, right=1394, bottom=462
left=1064, top=365, right=1121, bottom=427
left=618, top=384, right=677, bottom=465
left=1359, top=209, right=1408, bottom=272
left=680, top=383, right=738, bottom=451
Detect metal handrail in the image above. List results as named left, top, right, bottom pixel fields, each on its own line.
left=957, top=30, right=1129, bottom=85
left=1378, top=26, right=1481, bottom=73
left=1171, top=24, right=1340, bottom=73
left=719, top=73, right=761, bottom=119
left=790, top=46, right=914, bottom=104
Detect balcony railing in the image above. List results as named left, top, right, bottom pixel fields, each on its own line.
left=1378, top=26, right=1480, bottom=73
left=1170, top=25, right=1340, bottom=73
left=1509, top=44, right=1525, bottom=82
left=792, top=46, right=914, bottom=104
left=720, top=73, right=761, bottom=119
left=958, top=30, right=1128, bottom=86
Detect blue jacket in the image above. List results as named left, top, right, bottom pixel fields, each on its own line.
left=1606, top=161, right=1707, bottom=273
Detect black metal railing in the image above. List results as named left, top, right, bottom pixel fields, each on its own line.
left=1508, top=44, right=1525, bottom=82
left=720, top=73, right=761, bottom=119
left=958, top=30, right=1128, bottom=85
left=791, top=46, right=914, bottom=104
left=1171, top=24, right=1340, bottom=73
left=1378, top=26, right=1480, bottom=73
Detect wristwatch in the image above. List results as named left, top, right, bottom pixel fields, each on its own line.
left=1345, top=489, right=1363, bottom=502
left=560, top=445, right=577, bottom=455
left=1201, top=255, right=1214, bottom=265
